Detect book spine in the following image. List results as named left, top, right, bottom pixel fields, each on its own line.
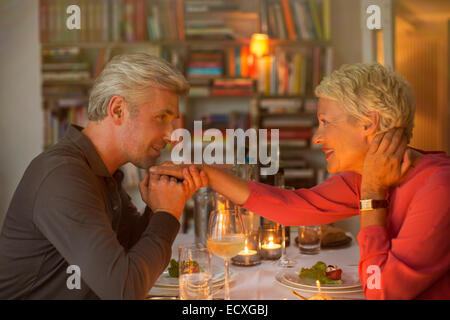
left=125, top=0, right=135, bottom=42
left=228, top=47, right=236, bottom=77
left=235, top=46, right=241, bottom=77
left=323, top=0, right=330, bottom=41
left=273, top=4, right=287, bottom=40
left=175, top=0, right=185, bottom=40
left=240, top=46, right=249, bottom=78
left=102, top=0, right=110, bottom=42
left=307, top=0, right=322, bottom=40
left=312, top=47, right=321, bottom=89
left=135, top=0, right=147, bottom=41
left=260, top=0, right=269, bottom=34
left=281, top=0, right=296, bottom=40
left=111, top=0, right=122, bottom=41
left=40, top=0, right=49, bottom=43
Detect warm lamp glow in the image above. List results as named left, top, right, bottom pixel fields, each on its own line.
left=250, top=33, right=269, bottom=57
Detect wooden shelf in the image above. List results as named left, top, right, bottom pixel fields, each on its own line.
left=42, top=79, right=95, bottom=86
left=40, top=39, right=331, bottom=49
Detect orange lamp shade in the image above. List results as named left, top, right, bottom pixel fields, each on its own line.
left=250, top=33, right=269, bottom=57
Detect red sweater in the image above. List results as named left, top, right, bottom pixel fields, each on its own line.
left=242, top=151, right=450, bottom=299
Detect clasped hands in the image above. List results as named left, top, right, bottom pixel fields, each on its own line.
left=138, top=164, right=209, bottom=220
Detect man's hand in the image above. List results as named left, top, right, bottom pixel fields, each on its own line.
left=361, top=127, right=412, bottom=199
left=139, top=173, right=187, bottom=221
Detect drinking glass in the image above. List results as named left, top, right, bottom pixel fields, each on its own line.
left=207, top=209, right=245, bottom=300
left=298, top=225, right=322, bottom=254
left=178, top=243, right=213, bottom=300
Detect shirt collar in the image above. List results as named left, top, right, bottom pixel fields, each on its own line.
left=64, top=125, right=112, bottom=177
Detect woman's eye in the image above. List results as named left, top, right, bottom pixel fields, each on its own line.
left=320, top=119, right=328, bottom=125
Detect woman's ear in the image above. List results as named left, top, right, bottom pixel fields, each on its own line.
left=363, top=111, right=380, bottom=137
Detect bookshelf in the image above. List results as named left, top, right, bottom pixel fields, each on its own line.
left=39, top=0, right=332, bottom=190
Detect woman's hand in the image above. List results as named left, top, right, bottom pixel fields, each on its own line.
left=361, top=127, right=412, bottom=199
left=181, top=166, right=209, bottom=199
left=149, top=161, right=189, bottom=179
left=149, top=162, right=209, bottom=198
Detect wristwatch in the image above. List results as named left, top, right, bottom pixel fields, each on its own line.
left=359, top=199, right=389, bottom=212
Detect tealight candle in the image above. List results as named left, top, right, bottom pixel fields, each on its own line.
left=259, top=227, right=282, bottom=260
left=231, top=233, right=261, bottom=266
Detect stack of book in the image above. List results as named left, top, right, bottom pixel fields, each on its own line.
left=259, top=98, right=302, bottom=114
left=187, top=51, right=224, bottom=78
left=257, top=46, right=332, bottom=96
left=211, top=78, right=254, bottom=97
left=43, top=101, right=89, bottom=148
left=42, top=47, right=91, bottom=82
left=226, top=46, right=253, bottom=78
left=39, top=0, right=185, bottom=43
left=184, top=0, right=239, bottom=13
left=185, top=19, right=234, bottom=40
left=260, top=0, right=330, bottom=41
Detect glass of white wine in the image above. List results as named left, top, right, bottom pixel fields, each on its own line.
left=206, top=209, right=245, bottom=300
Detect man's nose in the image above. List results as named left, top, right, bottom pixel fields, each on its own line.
left=163, top=122, right=175, bottom=144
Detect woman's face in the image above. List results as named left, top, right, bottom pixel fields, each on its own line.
left=312, top=98, right=369, bottom=174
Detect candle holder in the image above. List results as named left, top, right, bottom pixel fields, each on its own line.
left=259, top=224, right=282, bottom=260
left=231, top=231, right=261, bottom=266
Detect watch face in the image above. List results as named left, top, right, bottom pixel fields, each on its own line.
left=360, top=200, right=372, bottom=210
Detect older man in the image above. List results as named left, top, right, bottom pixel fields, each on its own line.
left=0, top=53, right=205, bottom=299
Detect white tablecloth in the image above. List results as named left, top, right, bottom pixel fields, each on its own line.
left=159, top=230, right=366, bottom=300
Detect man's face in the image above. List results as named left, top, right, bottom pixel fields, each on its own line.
left=312, top=98, right=368, bottom=174
left=120, top=87, right=179, bottom=169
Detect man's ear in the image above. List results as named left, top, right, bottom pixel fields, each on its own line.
left=107, top=95, right=125, bottom=125
left=363, top=111, right=380, bottom=137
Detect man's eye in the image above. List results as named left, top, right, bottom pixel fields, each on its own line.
left=320, top=119, right=328, bottom=125
left=156, top=115, right=166, bottom=120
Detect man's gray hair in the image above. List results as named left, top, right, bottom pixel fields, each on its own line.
left=88, top=53, right=190, bottom=121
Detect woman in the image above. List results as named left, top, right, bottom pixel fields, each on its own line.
left=150, top=63, right=450, bottom=300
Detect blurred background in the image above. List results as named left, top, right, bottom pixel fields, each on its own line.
left=0, top=0, right=449, bottom=237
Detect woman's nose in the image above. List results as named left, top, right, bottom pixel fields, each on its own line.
left=312, top=128, right=324, bottom=145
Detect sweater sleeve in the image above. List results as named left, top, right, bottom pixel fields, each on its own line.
left=33, top=164, right=180, bottom=300
left=242, top=171, right=361, bottom=226
left=357, top=171, right=450, bottom=300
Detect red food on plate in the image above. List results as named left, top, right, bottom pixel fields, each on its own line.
left=326, top=269, right=342, bottom=280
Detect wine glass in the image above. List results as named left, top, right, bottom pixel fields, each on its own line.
left=207, top=209, right=245, bottom=300
left=278, top=186, right=296, bottom=268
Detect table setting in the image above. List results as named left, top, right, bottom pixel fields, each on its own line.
left=148, top=214, right=365, bottom=300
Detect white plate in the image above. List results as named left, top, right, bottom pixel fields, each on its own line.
left=154, top=265, right=230, bottom=288
left=283, top=266, right=362, bottom=290
left=275, top=272, right=364, bottom=295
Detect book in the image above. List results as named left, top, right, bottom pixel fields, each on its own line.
left=124, top=0, right=135, bottom=42
left=175, top=0, right=185, bottom=40
left=308, top=0, right=323, bottom=40
left=281, top=0, right=297, bottom=40
left=284, top=168, right=314, bottom=179
left=134, top=0, right=147, bottom=41
left=111, top=0, right=122, bottom=41
left=262, top=116, right=314, bottom=128
left=323, top=0, right=331, bottom=41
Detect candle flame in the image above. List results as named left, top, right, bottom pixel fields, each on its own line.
left=316, top=280, right=322, bottom=295
left=268, top=236, right=274, bottom=248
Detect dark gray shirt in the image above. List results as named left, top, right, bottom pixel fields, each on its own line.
left=0, top=125, right=180, bottom=299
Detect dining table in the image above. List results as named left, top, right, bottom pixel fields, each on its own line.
left=148, top=228, right=366, bottom=300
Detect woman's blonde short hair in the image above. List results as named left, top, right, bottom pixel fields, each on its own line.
left=88, top=53, right=190, bottom=121
left=315, top=63, right=415, bottom=141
